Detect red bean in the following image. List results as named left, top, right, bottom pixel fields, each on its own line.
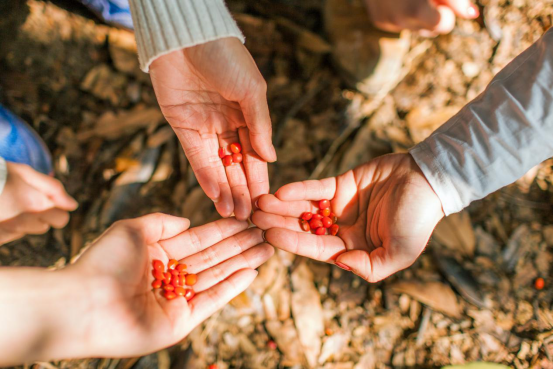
left=164, top=272, right=172, bottom=284
left=178, top=274, right=186, bottom=286
left=232, top=153, right=243, bottom=163
left=152, top=270, right=165, bottom=280
left=174, top=287, right=186, bottom=296
left=320, top=208, right=331, bottom=217
left=315, top=227, right=326, bottom=235
left=185, top=274, right=198, bottom=286
left=163, top=284, right=174, bottom=291
left=300, top=219, right=310, bottom=232
left=312, top=214, right=323, bottom=221
left=171, top=278, right=180, bottom=288
left=222, top=155, right=233, bottom=167
left=301, top=212, right=313, bottom=221
left=168, top=259, right=178, bottom=270
left=152, top=279, right=162, bottom=289
left=184, top=289, right=195, bottom=301
left=319, top=200, right=330, bottom=210
left=330, top=213, right=338, bottom=224
left=152, top=259, right=164, bottom=272
left=218, top=147, right=226, bottom=158
left=164, top=291, right=177, bottom=300
left=176, top=264, right=187, bottom=272
left=330, top=224, right=339, bottom=236
left=309, top=219, right=323, bottom=229
left=322, top=216, right=332, bottom=228
left=535, top=277, right=545, bottom=290
left=171, top=269, right=179, bottom=276
left=230, top=142, right=242, bottom=153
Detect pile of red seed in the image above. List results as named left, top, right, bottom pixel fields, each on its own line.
left=299, top=199, right=339, bottom=236
left=219, top=142, right=242, bottom=167
left=152, top=259, right=197, bottom=301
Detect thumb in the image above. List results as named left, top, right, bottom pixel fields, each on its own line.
left=240, top=88, right=277, bottom=163
left=435, top=0, right=479, bottom=19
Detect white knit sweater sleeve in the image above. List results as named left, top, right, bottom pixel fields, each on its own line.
left=410, top=28, right=553, bottom=216
left=129, top=0, right=245, bottom=72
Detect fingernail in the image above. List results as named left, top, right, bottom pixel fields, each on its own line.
left=270, top=146, right=278, bottom=162
left=254, top=198, right=260, bottom=210
left=334, top=261, right=351, bottom=271
left=467, top=4, right=479, bottom=18
left=262, top=230, right=268, bottom=243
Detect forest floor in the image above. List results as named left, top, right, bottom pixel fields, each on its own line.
left=0, top=0, right=552, bottom=368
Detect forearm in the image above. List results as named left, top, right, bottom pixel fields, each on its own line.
left=411, top=28, right=553, bottom=215
left=129, top=0, right=244, bottom=72
left=0, top=268, right=91, bottom=366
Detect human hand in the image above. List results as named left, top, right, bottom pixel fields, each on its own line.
left=252, top=153, right=444, bottom=282
left=150, top=38, right=276, bottom=220
left=66, top=213, right=273, bottom=358
left=0, top=162, right=78, bottom=245
left=365, top=0, right=479, bottom=37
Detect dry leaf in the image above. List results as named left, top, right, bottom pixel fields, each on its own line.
left=266, top=319, right=305, bottom=366
left=406, top=105, right=462, bottom=143
left=390, top=281, right=462, bottom=318
left=433, top=211, right=476, bottom=257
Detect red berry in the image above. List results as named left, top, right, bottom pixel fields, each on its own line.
left=319, top=200, right=330, bottom=210
left=152, top=279, right=162, bottom=289
left=330, top=224, right=339, bottom=236
left=171, top=269, right=179, bottom=276
left=152, top=259, right=164, bottom=271
left=330, top=213, right=338, bottom=224
left=164, top=272, right=172, bottom=283
left=232, top=153, right=243, bottom=163
left=300, top=220, right=310, bottom=232
left=222, top=155, right=233, bottom=167
left=171, top=278, right=180, bottom=287
left=168, top=259, right=178, bottom=270
left=535, top=277, right=545, bottom=290
left=315, top=227, right=326, bottom=235
left=268, top=340, right=277, bottom=350
left=301, top=212, right=313, bottom=221
left=320, top=208, right=331, bottom=217
left=312, top=214, right=323, bottom=221
left=179, top=274, right=186, bottom=286
left=163, top=284, right=174, bottom=291
left=186, top=274, right=198, bottom=286
left=322, top=216, right=332, bottom=228
left=230, top=142, right=242, bottom=153
left=309, top=219, right=323, bottom=229
left=164, top=291, right=177, bottom=300
left=176, top=264, right=187, bottom=272
left=208, top=365, right=218, bottom=369
left=175, top=287, right=186, bottom=296
left=218, top=147, right=226, bottom=158
left=152, top=270, right=164, bottom=280
left=184, top=289, right=195, bottom=301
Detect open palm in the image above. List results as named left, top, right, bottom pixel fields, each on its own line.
left=252, top=153, right=444, bottom=282
left=69, top=213, right=273, bottom=357
left=150, top=38, right=276, bottom=220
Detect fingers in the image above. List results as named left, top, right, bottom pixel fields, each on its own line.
left=335, top=248, right=414, bottom=283
left=188, top=269, right=258, bottom=328
left=431, top=6, right=457, bottom=34
left=39, top=208, right=70, bottom=229
left=436, top=0, right=479, bottom=18
left=240, top=86, right=277, bottom=163
left=218, top=131, right=251, bottom=220
left=251, top=211, right=306, bottom=232
left=159, top=218, right=249, bottom=260
left=275, top=178, right=337, bottom=202
left=193, top=243, right=274, bottom=292
left=257, top=194, right=315, bottom=217
left=180, top=228, right=264, bottom=272
left=238, top=128, right=270, bottom=208
left=120, top=213, right=191, bottom=245
left=19, top=165, right=78, bottom=211
left=264, top=228, right=346, bottom=262
left=1, top=213, right=50, bottom=235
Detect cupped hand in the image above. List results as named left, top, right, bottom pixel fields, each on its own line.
left=365, top=0, right=479, bottom=37
left=69, top=213, right=273, bottom=357
left=150, top=38, right=276, bottom=220
left=252, top=153, right=444, bottom=282
left=0, top=162, right=78, bottom=245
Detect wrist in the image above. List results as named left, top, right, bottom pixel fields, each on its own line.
left=405, top=153, right=445, bottom=222
left=0, top=267, right=93, bottom=365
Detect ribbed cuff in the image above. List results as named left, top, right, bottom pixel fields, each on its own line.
left=129, top=0, right=245, bottom=72
left=409, top=142, right=464, bottom=216
left=0, top=157, right=7, bottom=196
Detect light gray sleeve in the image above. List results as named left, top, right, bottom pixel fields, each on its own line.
left=129, top=0, right=245, bottom=72
left=0, top=157, right=6, bottom=196
left=410, top=28, right=553, bottom=216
